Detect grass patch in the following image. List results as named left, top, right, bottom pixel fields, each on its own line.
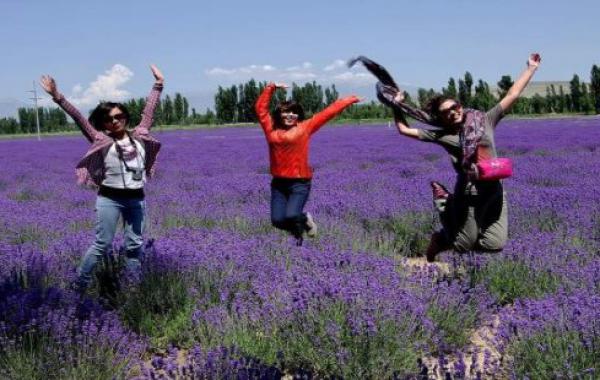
left=470, top=259, right=560, bottom=305
left=119, top=271, right=197, bottom=348
left=0, top=333, right=133, bottom=380
left=194, top=301, right=424, bottom=379
left=426, top=300, right=479, bottom=351
left=161, top=214, right=218, bottom=230
left=357, top=212, right=434, bottom=257
left=9, top=188, right=47, bottom=202
left=508, top=329, right=599, bottom=379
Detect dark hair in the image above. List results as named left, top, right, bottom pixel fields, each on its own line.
left=273, top=101, right=305, bottom=128
left=88, top=102, right=130, bottom=131
left=425, top=95, right=457, bottom=124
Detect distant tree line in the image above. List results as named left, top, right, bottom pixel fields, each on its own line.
left=213, top=79, right=345, bottom=123
left=0, top=92, right=216, bottom=135
left=2, top=64, right=600, bottom=135
left=417, top=66, right=600, bottom=115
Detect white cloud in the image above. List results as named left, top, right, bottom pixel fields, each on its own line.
left=68, top=64, right=134, bottom=107
left=324, top=59, right=346, bottom=71
left=288, top=72, right=318, bottom=80
left=206, top=67, right=236, bottom=75
left=205, top=64, right=278, bottom=76
left=332, top=71, right=376, bottom=85
left=203, top=60, right=378, bottom=86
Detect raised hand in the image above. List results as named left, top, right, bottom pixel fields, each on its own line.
left=40, top=75, right=59, bottom=98
left=273, top=82, right=288, bottom=89
left=527, top=53, right=541, bottom=69
left=150, top=64, right=164, bottom=84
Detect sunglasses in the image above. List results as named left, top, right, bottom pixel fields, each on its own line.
left=281, top=112, right=299, bottom=121
left=104, top=113, right=127, bottom=123
left=440, top=103, right=461, bottom=115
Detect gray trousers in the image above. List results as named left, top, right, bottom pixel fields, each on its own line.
left=439, top=184, right=508, bottom=252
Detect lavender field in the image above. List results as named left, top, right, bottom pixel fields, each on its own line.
left=0, top=117, right=599, bottom=379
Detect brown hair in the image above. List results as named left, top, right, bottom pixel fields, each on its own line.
left=88, top=102, right=130, bottom=131
left=425, top=95, right=458, bottom=125
left=273, top=101, right=305, bottom=128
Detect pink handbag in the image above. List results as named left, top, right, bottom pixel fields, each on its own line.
left=476, top=158, right=513, bottom=181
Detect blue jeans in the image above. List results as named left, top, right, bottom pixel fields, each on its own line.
left=270, top=178, right=311, bottom=240
left=78, top=195, right=146, bottom=287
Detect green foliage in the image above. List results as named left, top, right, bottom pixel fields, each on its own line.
left=497, top=75, right=514, bottom=100
left=426, top=301, right=478, bottom=351
left=508, top=329, right=599, bottom=379
left=0, top=333, right=133, bottom=380
left=119, top=271, right=197, bottom=348
left=194, top=301, right=423, bottom=379
left=470, top=259, right=560, bottom=305
left=358, top=212, right=434, bottom=257
left=591, top=64, right=600, bottom=113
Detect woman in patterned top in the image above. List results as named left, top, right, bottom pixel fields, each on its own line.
left=40, top=65, right=164, bottom=290
left=352, top=54, right=541, bottom=261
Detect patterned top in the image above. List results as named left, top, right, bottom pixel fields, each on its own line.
left=52, top=83, right=163, bottom=188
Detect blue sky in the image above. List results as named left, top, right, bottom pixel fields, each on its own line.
left=1, top=0, right=599, bottom=116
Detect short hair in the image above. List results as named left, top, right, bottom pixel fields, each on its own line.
left=273, top=101, right=305, bottom=127
left=88, top=102, right=130, bottom=131
left=425, top=95, right=457, bottom=124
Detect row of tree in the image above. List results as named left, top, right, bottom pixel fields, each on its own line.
left=213, top=80, right=342, bottom=123
left=421, top=66, right=600, bottom=115
left=0, top=92, right=215, bottom=135
left=1, top=65, right=599, bottom=134
left=0, top=107, right=69, bottom=134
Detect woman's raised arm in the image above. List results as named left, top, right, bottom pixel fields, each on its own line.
left=137, top=64, right=164, bottom=131
left=498, top=53, right=541, bottom=113
left=40, top=75, right=99, bottom=143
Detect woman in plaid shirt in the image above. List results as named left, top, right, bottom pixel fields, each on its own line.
left=41, top=65, right=164, bottom=290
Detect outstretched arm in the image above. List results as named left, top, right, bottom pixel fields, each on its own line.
left=393, top=108, right=420, bottom=139
left=306, top=95, right=361, bottom=134
left=137, top=64, right=164, bottom=131
left=499, top=53, right=541, bottom=113
left=40, top=75, right=99, bottom=143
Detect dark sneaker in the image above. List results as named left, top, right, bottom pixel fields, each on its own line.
left=426, top=231, right=446, bottom=262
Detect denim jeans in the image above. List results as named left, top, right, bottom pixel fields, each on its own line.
left=270, top=178, right=311, bottom=239
left=78, top=195, right=146, bottom=287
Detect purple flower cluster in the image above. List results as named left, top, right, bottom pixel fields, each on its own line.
left=0, top=116, right=598, bottom=378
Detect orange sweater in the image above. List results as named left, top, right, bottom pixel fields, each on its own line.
left=255, top=84, right=359, bottom=179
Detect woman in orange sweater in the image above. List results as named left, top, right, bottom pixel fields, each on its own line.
left=255, top=83, right=360, bottom=245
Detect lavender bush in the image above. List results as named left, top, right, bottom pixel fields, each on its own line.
left=0, top=116, right=598, bottom=378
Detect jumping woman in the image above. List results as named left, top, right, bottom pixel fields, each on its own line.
left=255, top=82, right=360, bottom=245
left=40, top=65, right=164, bottom=289
left=351, top=54, right=541, bottom=261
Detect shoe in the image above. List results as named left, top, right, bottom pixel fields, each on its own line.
left=426, top=231, right=446, bottom=263
left=305, top=212, right=318, bottom=238
left=431, top=181, right=450, bottom=212
left=430, top=181, right=449, bottom=200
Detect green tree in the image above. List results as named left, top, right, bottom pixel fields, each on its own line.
left=497, top=75, right=514, bottom=100
left=569, top=74, right=583, bottom=112
left=590, top=64, right=600, bottom=113
left=580, top=83, right=594, bottom=113
left=173, top=93, right=184, bottom=123
left=442, top=78, right=458, bottom=98
left=163, top=95, right=174, bottom=124
left=324, top=84, right=339, bottom=105
left=458, top=72, right=473, bottom=107
left=472, top=79, right=496, bottom=111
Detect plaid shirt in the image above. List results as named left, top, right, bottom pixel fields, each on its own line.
left=53, top=84, right=163, bottom=189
